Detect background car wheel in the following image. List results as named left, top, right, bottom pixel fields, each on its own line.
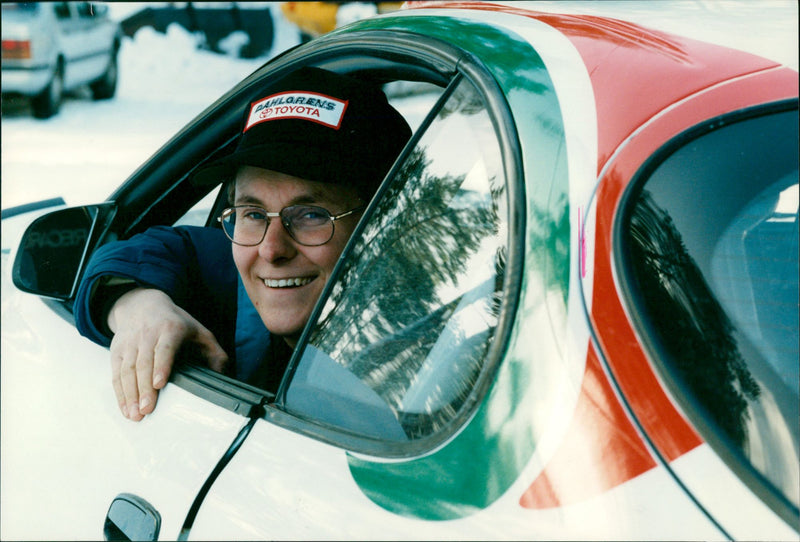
left=90, top=51, right=118, bottom=101
left=31, top=63, right=63, bottom=119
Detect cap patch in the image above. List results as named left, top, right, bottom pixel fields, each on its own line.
left=245, top=91, right=348, bottom=132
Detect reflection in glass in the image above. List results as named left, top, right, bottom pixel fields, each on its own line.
left=285, top=78, right=507, bottom=442
left=629, top=190, right=761, bottom=448
left=624, top=109, right=799, bottom=510
left=12, top=207, right=94, bottom=299
left=711, top=178, right=799, bottom=392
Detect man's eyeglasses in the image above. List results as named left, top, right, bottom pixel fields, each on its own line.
left=217, top=204, right=365, bottom=247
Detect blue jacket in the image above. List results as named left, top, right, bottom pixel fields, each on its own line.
left=73, top=225, right=270, bottom=382
left=74, top=227, right=411, bottom=438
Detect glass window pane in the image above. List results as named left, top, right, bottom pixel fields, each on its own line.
left=173, top=189, right=219, bottom=227
left=623, top=107, right=799, bottom=510
left=283, top=77, right=508, bottom=444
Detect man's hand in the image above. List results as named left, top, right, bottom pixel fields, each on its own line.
left=107, top=288, right=229, bottom=421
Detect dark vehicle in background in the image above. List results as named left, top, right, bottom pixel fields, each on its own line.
left=1, top=2, right=121, bottom=119
left=117, top=2, right=275, bottom=59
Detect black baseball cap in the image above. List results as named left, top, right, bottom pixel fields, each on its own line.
left=195, top=67, right=412, bottom=199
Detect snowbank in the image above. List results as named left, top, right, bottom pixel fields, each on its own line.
left=2, top=5, right=298, bottom=209
left=2, top=1, right=797, bottom=210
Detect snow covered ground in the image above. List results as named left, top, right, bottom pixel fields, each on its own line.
left=1, top=3, right=300, bottom=209
left=1, top=1, right=797, bottom=210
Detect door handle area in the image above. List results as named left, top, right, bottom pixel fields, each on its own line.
left=104, top=493, right=161, bottom=541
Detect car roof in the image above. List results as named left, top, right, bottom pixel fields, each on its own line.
left=400, top=2, right=797, bottom=169
left=404, top=0, right=798, bottom=70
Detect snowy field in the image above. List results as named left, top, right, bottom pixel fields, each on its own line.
left=1, top=3, right=300, bottom=209
left=1, top=1, right=797, bottom=211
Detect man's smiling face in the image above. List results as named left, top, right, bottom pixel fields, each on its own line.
left=231, top=166, right=363, bottom=346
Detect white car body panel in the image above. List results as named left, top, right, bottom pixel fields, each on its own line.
left=0, top=2, right=796, bottom=539
left=188, top=421, right=728, bottom=540
left=57, top=4, right=116, bottom=90
left=670, top=445, right=800, bottom=540
left=0, top=275, right=249, bottom=539
left=183, top=10, right=724, bottom=541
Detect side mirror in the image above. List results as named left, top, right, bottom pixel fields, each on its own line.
left=12, top=204, right=115, bottom=300
left=104, top=493, right=161, bottom=541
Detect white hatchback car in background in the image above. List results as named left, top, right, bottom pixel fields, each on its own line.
left=1, top=2, right=121, bottom=119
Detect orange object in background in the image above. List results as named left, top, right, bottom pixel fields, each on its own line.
left=281, top=2, right=339, bottom=38
left=281, top=2, right=403, bottom=38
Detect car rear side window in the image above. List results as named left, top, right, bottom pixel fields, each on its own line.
left=279, top=75, right=508, bottom=451
left=619, top=104, right=799, bottom=514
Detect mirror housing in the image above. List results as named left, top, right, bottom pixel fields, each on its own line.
left=12, top=204, right=115, bottom=300
left=104, top=493, right=161, bottom=541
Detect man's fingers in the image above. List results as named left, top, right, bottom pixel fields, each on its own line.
left=106, top=289, right=230, bottom=421
left=136, top=349, right=158, bottom=415
left=152, top=332, right=183, bottom=391
left=119, top=347, right=144, bottom=421
left=110, top=350, right=128, bottom=418
left=196, top=329, right=229, bottom=373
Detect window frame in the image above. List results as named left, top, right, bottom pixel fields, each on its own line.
left=250, top=35, right=525, bottom=458
left=614, top=98, right=800, bottom=526
left=70, top=30, right=524, bottom=459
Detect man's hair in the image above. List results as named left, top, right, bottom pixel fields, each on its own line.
left=225, top=178, right=236, bottom=205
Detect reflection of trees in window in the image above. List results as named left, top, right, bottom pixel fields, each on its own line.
left=296, top=76, right=508, bottom=438
left=370, top=17, right=551, bottom=96
left=311, top=130, right=505, bottom=440
left=311, top=146, right=503, bottom=426
left=629, top=190, right=760, bottom=449
left=528, top=194, right=570, bottom=302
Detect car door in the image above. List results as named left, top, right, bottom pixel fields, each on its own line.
left=53, top=1, right=106, bottom=88
left=181, top=10, right=775, bottom=538
left=0, top=202, right=261, bottom=540
left=50, top=1, right=83, bottom=88
left=176, top=24, right=532, bottom=539
left=71, top=2, right=115, bottom=82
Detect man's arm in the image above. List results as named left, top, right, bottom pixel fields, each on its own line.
left=73, top=225, right=238, bottom=420
left=74, top=225, right=237, bottom=345
left=107, top=287, right=228, bottom=420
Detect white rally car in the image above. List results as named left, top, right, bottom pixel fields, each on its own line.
left=2, top=2, right=798, bottom=540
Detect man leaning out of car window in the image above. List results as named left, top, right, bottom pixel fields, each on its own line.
left=74, top=67, right=412, bottom=421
